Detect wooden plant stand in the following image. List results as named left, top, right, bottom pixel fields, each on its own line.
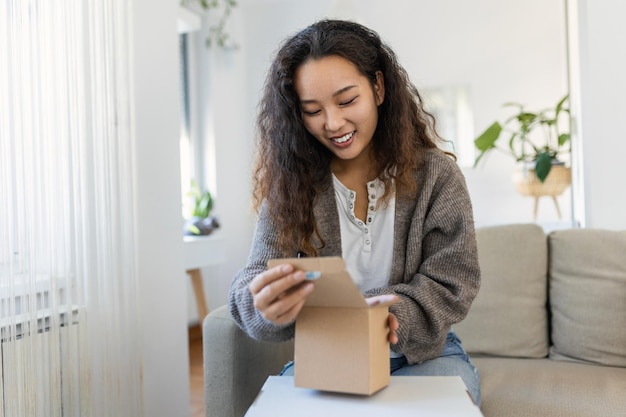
left=512, top=165, right=572, bottom=220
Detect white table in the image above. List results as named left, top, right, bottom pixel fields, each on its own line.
left=245, top=376, right=483, bottom=417
left=183, top=233, right=225, bottom=319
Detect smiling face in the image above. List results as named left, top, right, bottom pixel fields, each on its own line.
left=294, top=55, right=385, bottom=170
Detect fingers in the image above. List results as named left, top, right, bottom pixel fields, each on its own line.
left=388, top=312, right=399, bottom=345
left=249, top=264, right=295, bottom=295
left=363, top=295, right=400, bottom=344
left=365, top=294, right=399, bottom=307
left=260, top=288, right=311, bottom=325
left=249, top=264, right=314, bottom=325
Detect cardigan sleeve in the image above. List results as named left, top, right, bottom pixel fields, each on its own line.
left=227, top=203, right=296, bottom=342
left=365, top=152, right=481, bottom=364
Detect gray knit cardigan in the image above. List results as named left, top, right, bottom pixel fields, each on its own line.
left=228, top=149, right=481, bottom=364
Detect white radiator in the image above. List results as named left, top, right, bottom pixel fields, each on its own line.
left=1, top=277, right=81, bottom=417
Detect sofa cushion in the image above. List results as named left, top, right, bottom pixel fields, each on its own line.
left=454, top=223, right=549, bottom=358
left=473, top=357, right=626, bottom=417
left=549, top=229, right=626, bottom=367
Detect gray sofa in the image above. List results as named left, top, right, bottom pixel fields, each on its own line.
left=203, top=223, right=626, bottom=417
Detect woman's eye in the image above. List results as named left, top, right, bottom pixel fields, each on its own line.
left=340, top=96, right=358, bottom=106
left=302, top=109, right=321, bottom=116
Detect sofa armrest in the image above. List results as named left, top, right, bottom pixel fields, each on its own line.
left=203, top=305, right=294, bottom=417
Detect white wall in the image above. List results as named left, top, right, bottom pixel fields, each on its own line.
left=570, top=0, right=626, bottom=230
left=133, top=0, right=191, bottom=416
left=185, top=5, right=258, bottom=319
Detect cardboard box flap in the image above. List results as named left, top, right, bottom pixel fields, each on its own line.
left=268, top=256, right=367, bottom=308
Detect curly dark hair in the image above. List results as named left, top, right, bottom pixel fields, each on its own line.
left=252, top=19, right=450, bottom=256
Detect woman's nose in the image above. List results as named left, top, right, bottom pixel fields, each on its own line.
left=324, top=107, right=344, bottom=132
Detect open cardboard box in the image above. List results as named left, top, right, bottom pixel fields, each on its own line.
left=268, top=256, right=397, bottom=396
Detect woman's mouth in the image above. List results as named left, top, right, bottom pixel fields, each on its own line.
left=331, top=131, right=355, bottom=144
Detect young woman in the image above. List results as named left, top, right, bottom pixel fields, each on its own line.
left=228, top=19, right=481, bottom=404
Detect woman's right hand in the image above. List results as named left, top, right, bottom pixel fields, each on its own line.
left=248, top=263, right=315, bottom=326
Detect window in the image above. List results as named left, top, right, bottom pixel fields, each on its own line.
left=179, top=32, right=193, bottom=209
left=177, top=6, right=203, bottom=218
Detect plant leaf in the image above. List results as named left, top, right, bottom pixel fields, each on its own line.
left=474, top=122, right=502, bottom=151
left=558, top=133, right=570, bottom=147
left=198, top=192, right=213, bottom=218
left=555, top=94, right=568, bottom=115
left=188, top=224, right=201, bottom=235
left=503, top=102, right=524, bottom=110
left=535, top=152, right=552, bottom=182
left=517, top=112, right=537, bottom=125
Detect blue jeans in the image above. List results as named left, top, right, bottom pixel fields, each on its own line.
left=280, top=330, right=481, bottom=406
left=389, top=331, right=481, bottom=405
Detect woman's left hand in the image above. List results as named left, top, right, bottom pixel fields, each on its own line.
left=365, top=294, right=399, bottom=344
left=387, top=312, right=399, bottom=344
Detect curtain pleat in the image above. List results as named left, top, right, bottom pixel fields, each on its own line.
left=0, top=1, right=142, bottom=416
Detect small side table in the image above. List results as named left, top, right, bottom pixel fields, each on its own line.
left=183, top=233, right=225, bottom=320
left=245, top=376, right=483, bottom=416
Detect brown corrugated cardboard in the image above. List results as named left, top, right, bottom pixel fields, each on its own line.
left=268, top=256, right=397, bottom=395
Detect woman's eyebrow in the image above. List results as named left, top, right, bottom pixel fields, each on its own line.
left=299, top=85, right=357, bottom=105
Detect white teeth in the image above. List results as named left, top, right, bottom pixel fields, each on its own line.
left=332, top=131, right=354, bottom=144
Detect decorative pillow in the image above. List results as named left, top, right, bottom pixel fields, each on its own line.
left=549, top=229, right=626, bottom=366
left=454, top=223, right=549, bottom=358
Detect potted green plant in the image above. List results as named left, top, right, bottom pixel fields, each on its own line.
left=473, top=94, right=571, bottom=182
left=184, top=179, right=220, bottom=236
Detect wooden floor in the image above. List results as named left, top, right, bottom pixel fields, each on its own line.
left=189, top=325, right=205, bottom=417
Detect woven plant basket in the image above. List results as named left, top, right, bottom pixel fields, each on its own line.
left=513, top=164, right=572, bottom=197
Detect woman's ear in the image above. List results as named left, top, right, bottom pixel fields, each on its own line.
left=374, top=71, right=385, bottom=106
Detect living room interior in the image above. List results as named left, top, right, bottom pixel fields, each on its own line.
left=2, top=0, right=625, bottom=416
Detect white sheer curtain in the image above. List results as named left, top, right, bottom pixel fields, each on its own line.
left=0, top=1, right=142, bottom=416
